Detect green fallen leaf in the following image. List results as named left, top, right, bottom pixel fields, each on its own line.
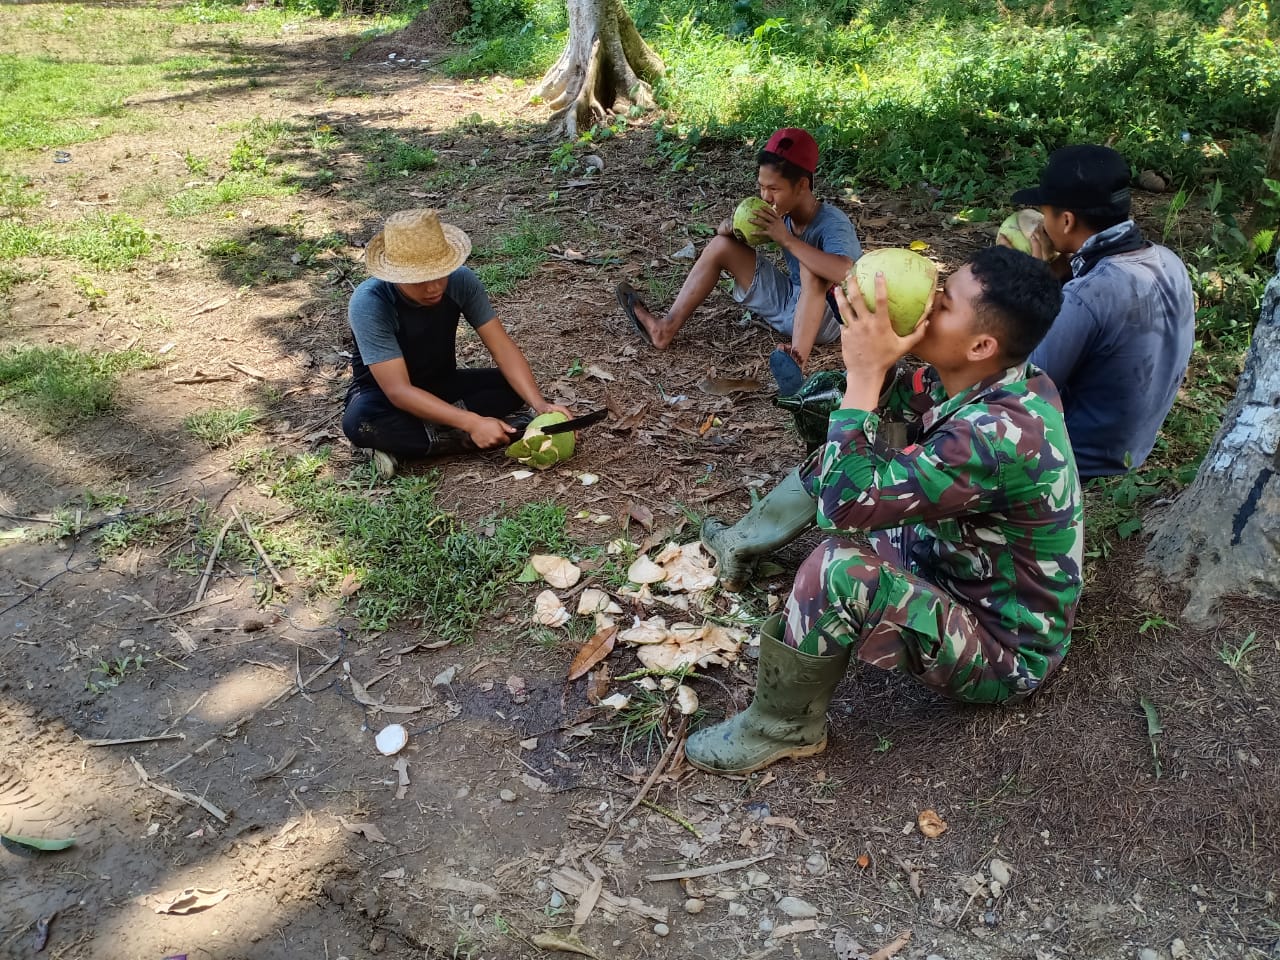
left=516, top=560, right=540, bottom=583
left=1, top=833, right=77, bottom=853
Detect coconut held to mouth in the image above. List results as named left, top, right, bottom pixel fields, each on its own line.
left=731, top=197, right=774, bottom=247
left=848, top=248, right=940, bottom=336
left=505, top=412, right=575, bottom=470
left=998, top=208, right=1056, bottom=258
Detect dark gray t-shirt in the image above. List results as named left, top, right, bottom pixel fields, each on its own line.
left=347, top=269, right=495, bottom=392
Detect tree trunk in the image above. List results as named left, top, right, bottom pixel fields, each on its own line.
left=533, top=0, right=664, bottom=138
left=1144, top=248, right=1280, bottom=625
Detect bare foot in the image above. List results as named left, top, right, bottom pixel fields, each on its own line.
left=632, top=301, right=674, bottom=350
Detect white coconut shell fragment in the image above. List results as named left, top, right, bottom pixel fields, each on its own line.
left=676, top=685, right=699, bottom=715
left=628, top=554, right=667, bottom=584
left=375, top=723, right=408, bottom=756
left=530, top=554, right=581, bottom=589
left=533, top=590, right=571, bottom=627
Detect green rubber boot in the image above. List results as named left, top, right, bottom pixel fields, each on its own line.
left=701, top=468, right=817, bottom=592
left=686, top=616, right=851, bottom=776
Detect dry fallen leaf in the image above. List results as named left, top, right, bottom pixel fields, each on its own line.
left=586, top=664, right=611, bottom=704
left=506, top=675, right=529, bottom=703
left=338, top=816, right=389, bottom=843
left=626, top=502, right=654, bottom=530
left=917, top=809, right=948, bottom=838
left=534, top=590, right=571, bottom=627
left=338, top=572, right=362, bottom=597
left=155, top=887, right=229, bottom=915
left=856, top=852, right=871, bottom=869
left=530, top=931, right=598, bottom=957
left=868, top=929, right=912, bottom=960
left=568, top=625, right=618, bottom=681
left=531, top=554, right=581, bottom=589
left=697, top=376, right=761, bottom=396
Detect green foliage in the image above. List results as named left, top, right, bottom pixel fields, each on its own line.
left=0, top=169, right=40, bottom=213
left=86, top=654, right=145, bottom=693
left=472, top=216, right=560, bottom=295
left=0, top=213, right=153, bottom=268
left=233, top=449, right=571, bottom=636
left=166, top=172, right=298, bottom=217
left=0, top=344, right=157, bottom=429
left=184, top=406, right=261, bottom=448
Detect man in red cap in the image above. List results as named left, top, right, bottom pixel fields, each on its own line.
left=616, top=127, right=862, bottom=394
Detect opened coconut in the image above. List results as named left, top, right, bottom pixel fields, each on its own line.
left=997, top=209, right=1055, bottom=258
left=850, top=248, right=939, bottom=336
left=505, top=412, right=575, bottom=469
left=732, top=197, right=773, bottom=247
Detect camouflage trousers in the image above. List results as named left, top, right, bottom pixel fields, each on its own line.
left=782, top=533, right=1034, bottom=704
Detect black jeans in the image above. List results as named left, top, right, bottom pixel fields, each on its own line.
left=342, top=368, right=523, bottom=457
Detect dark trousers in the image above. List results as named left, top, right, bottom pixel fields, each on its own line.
left=342, top=368, right=523, bottom=457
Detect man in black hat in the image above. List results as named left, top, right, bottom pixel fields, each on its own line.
left=1007, top=144, right=1195, bottom=478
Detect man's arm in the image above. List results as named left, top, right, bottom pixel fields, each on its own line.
left=753, top=206, right=852, bottom=283
left=476, top=318, right=572, bottom=418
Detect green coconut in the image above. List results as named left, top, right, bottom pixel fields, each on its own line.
left=732, top=197, right=773, bottom=247
left=997, top=209, right=1054, bottom=257
left=505, top=412, right=575, bottom=470
left=850, top=248, right=939, bottom=336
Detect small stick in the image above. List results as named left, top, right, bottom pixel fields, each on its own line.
left=231, top=505, right=285, bottom=587
left=172, top=375, right=234, bottom=385
left=639, top=798, right=700, bottom=837
left=645, top=852, right=775, bottom=883
left=194, top=517, right=236, bottom=603
left=142, top=595, right=232, bottom=622
left=130, top=757, right=228, bottom=823
left=82, top=733, right=186, bottom=747
left=249, top=748, right=298, bottom=782
left=594, top=715, right=686, bottom=856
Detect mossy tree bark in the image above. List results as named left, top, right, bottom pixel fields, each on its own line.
left=1145, top=249, right=1280, bottom=624
left=533, top=0, right=664, bottom=138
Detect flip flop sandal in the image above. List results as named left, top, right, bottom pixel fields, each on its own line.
left=615, top=281, right=655, bottom=347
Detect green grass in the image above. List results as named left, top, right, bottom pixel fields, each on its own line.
left=166, top=172, right=298, bottom=217
left=472, top=217, right=560, bottom=295
left=361, top=133, right=440, bottom=179
left=0, top=345, right=157, bottom=429
left=233, top=449, right=571, bottom=635
left=0, top=213, right=153, bottom=269
left=184, top=406, right=261, bottom=448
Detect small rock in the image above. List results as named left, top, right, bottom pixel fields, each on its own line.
left=1137, top=170, right=1167, bottom=192
left=549, top=890, right=565, bottom=909
left=368, top=930, right=387, bottom=954
left=653, top=922, right=670, bottom=937
left=471, top=903, right=485, bottom=917
left=926, top=955, right=947, bottom=960
left=671, top=241, right=696, bottom=260
left=776, top=896, right=817, bottom=919
left=684, top=898, right=705, bottom=915
left=728, top=902, right=749, bottom=917
left=990, top=880, right=1004, bottom=898
left=1138, top=949, right=1160, bottom=960
left=1170, top=940, right=1188, bottom=959
left=989, top=858, right=1012, bottom=886
left=804, top=852, right=828, bottom=876
left=745, top=870, right=770, bottom=887
left=758, top=917, right=774, bottom=934
left=499, top=789, right=517, bottom=802
left=432, top=665, right=459, bottom=687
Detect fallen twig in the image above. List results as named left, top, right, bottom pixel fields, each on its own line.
left=645, top=852, right=775, bottom=883
left=194, top=517, right=236, bottom=603
left=249, top=748, right=299, bottom=782
left=639, top=798, right=700, bottom=837
left=142, top=595, right=233, bottom=622
left=130, top=757, right=228, bottom=823
left=231, top=505, right=285, bottom=588
left=83, top=733, right=185, bottom=748
left=594, top=715, right=686, bottom=855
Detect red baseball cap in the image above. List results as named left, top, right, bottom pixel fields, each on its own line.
left=763, top=128, right=819, bottom=175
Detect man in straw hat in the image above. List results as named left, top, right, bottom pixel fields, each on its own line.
left=343, top=209, right=572, bottom=478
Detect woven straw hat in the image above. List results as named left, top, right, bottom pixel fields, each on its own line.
left=365, top=209, right=471, bottom=283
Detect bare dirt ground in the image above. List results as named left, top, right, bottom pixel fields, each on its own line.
left=1, top=8, right=1278, bottom=960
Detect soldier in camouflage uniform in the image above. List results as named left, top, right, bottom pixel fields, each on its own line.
left=687, top=246, right=1083, bottom=775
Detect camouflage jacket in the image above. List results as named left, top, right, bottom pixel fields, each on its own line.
left=805, top=363, right=1085, bottom=681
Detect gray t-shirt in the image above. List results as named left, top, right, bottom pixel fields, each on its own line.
left=781, top=201, right=862, bottom=285
left=347, top=269, right=495, bottom=392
